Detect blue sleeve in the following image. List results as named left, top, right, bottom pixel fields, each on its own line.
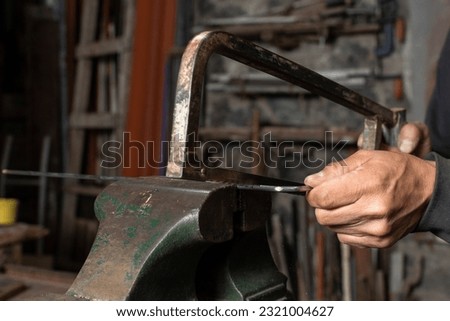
left=414, top=152, right=450, bottom=242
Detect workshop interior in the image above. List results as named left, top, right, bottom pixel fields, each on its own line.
left=0, top=0, right=450, bottom=300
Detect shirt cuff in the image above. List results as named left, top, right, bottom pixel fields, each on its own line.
left=414, top=152, right=450, bottom=242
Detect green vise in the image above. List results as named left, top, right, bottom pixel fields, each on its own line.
left=66, top=176, right=288, bottom=300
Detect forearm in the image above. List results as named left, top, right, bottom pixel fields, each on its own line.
left=414, top=152, right=450, bottom=242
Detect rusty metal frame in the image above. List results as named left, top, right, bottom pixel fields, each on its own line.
left=166, top=30, right=403, bottom=181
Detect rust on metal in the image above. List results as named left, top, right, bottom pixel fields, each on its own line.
left=66, top=176, right=286, bottom=300
left=167, top=30, right=401, bottom=182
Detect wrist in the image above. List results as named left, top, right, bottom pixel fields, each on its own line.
left=414, top=153, right=450, bottom=242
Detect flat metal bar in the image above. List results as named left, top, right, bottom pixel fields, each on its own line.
left=183, top=166, right=304, bottom=187
left=3, top=168, right=312, bottom=196
left=237, top=184, right=311, bottom=195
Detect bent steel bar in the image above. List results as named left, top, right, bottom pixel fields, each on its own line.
left=167, top=31, right=398, bottom=178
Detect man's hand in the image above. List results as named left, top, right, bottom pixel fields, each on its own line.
left=357, top=122, right=431, bottom=157
left=304, top=150, right=436, bottom=248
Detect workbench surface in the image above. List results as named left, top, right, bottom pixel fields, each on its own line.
left=0, top=264, right=76, bottom=300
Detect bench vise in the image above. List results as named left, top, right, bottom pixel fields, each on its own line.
left=64, top=31, right=405, bottom=300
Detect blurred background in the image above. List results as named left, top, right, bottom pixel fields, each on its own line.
left=0, top=0, right=449, bottom=300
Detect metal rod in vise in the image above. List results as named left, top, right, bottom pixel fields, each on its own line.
left=167, top=31, right=397, bottom=179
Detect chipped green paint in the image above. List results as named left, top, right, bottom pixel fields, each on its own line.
left=94, top=195, right=107, bottom=221
left=66, top=289, right=77, bottom=297
left=115, top=203, right=128, bottom=217
left=133, top=233, right=160, bottom=268
left=131, top=203, right=153, bottom=218
left=126, top=226, right=137, bottom=239
left=124, top=271, right=133, bottom=282
left=95, top=192, right=125, bottom=219
left=95, top=192, right=154, bottom=219
left=90, top=232, right=110, bottom=253
left=149, top=218, right=159, bottom=229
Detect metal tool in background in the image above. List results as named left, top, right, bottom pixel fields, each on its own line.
left=194, top=0, right=402, bottom=54
left=59, top=30, right=405, bottom=301
left=1, top=169, right=121, bottom=182
left=376, top=0, right=398, bottom=58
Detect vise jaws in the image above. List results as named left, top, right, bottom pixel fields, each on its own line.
left=64, top=31, right=405, bottom=300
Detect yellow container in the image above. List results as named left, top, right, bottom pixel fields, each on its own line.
left=0, top=198, right=19, bottom=225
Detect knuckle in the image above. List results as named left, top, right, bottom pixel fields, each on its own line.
left=355, top=149, right=370, bottom=158
left=337, top=234, right=366, bottom=248
left=305, top=191, right=318, bottom=208
left=315, top=193, right=329, bottom=208
left=336, top=233, right=348, bottom=244
left=308, top=189, right=331, bottom=208
left=315, top=209, right=329, bottom=225
left=336, top=231, right=396, bottom=248
left=371, top=199, right=392, bottom=217
left=375, top=237, right=395, bottom=249
left=372, top=221, right=392, bottom=237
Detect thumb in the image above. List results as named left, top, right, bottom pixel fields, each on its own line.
left=398, top=123, right=421, bottom=154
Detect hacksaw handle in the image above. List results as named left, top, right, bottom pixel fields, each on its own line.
left=362, top=107, right=406, bottom=151
left=382, top=107, right=407, bottom=148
